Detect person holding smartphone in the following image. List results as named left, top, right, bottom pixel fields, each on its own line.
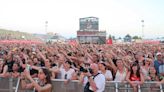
left=21, top=67, right=52, bottom=92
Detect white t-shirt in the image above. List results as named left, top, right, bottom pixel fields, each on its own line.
left=91, top=73, right=106, bottom=92
left=159, top=64, right=164, bottom=74
left=99, top=70, right=113, bottom=81
left=83, top=76, right=89, bottom=86
left=60, top=68, right=75, bottom=79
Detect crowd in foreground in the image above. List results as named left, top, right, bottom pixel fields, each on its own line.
left=0, top=43, right=163, bottom=92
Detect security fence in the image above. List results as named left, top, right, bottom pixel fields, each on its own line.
left=0, top=78, right=163, bottom=92
left=0, top=77, right=19, bottom=92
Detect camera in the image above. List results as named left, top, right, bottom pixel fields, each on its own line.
left=82, top=69, right=88, bottom=73
left=88, top=68, right=93, bottom=74
left=82, top=68, right=94, bottom=74
left=67, top=52, right=72, bottom=56
left=98, top=49, right=102, bottom=52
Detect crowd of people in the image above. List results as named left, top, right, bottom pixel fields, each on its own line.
left=0, top=43, right=163, bottom=92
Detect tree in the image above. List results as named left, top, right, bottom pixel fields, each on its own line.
left=108, top=34, right=112, bottom=39
left=112, top=36, right=115, bottom=40
left=138, top=37, right=142, bottom=39
left=133, top=36, right=139, bottom=39
left=124, top=34, right=132, bottom=42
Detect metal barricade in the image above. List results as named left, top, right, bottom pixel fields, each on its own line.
left=140, top=81, right=162, bottom=92
left=17, top=78, right=34, bottom=92
left=51, top=80, right=164, bottom=92
left=106, top=81, right=134, bottom=92
left=0, top=77, right=19, bottom=92
left=106, top=81, right=163, bottom=92
left=0, top=77, right=163, bottom=92
left=51, top=79, right=84, bottom=92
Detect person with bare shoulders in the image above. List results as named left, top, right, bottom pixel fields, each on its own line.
left=126, top=63, right=144, bottom=92
left=21, top=68, right=52, bottom=92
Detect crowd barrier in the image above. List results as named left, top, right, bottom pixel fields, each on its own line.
left=0, top=78, right=163, bottom=92
left=0, top=77, right=19, bottom=92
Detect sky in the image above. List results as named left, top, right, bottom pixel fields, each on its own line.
left=0, top=0, right=164, bottom=39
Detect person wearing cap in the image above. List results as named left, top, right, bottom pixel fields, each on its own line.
left=154, top=52, right=164, bottom=80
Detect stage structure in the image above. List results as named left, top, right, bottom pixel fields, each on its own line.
left=77, top=17, right=106, bottom=44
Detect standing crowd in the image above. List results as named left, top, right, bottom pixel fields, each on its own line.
left=0, top=43, right=163, bottom=92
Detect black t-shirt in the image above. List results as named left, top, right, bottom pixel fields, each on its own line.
left=40, top=60, right=45, bottom=67
left=5, top=60, right=14, bottom=72
left=18, top=66, right=25, bottom=73
left=30, top=69, right=38, bottom=75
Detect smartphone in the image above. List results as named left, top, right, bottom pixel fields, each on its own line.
left=26, top=64, right=31, bottom=71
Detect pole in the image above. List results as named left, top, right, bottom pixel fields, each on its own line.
left=141, top=20, right=144, bottom=39
left=9, top=77, right=13, bottom=92
left=15, top=78, right=20, bottom=92
left=115, top=82, right=118, bottom=92
left=45, top=21, right=48, bottom=34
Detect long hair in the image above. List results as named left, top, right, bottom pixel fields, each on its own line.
left=130, top=63, right=140, bottom=78
left=148, top=66, right=158, bottom=77
left=42, top=68, right=52, bottom=84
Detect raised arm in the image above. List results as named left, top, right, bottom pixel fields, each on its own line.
left=37, top=49, right=47, bottom=62
left=23, top=70, right=52, bottom=92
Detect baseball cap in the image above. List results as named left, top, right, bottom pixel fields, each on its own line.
left=156, top=52, right=162, bottom=56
